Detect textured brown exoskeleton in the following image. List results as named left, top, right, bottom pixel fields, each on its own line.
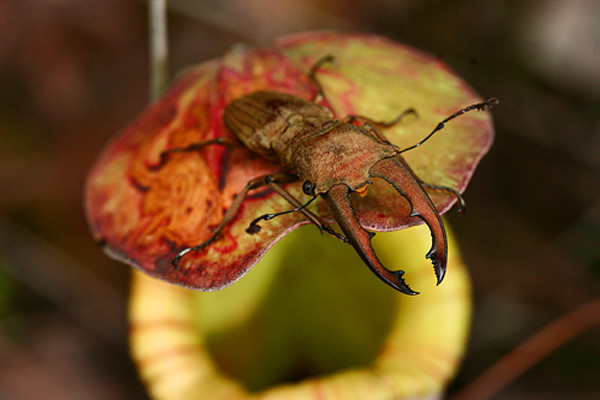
left=162, top=56, right=497, bottom=294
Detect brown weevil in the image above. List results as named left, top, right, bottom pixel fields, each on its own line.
left=158, top=56, right=498, bottom=295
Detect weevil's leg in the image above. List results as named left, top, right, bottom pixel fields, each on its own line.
left=345, top=108, right=418, bottom=128
left=343, top=108, right=418, bottom=143
left=369, top=156, right=448, bottom=286
left=172, top=172, right=276, bottom=268
left=173, top=171, right=345, bottom=268
left=419, top=181, right=466, bottom=213
left=257, top=177, right=348, bottom=242
left=308, top=55, right=336, bottom=103
left=324, top=183, right=417, bottom=295
left=156, top=137, right=241, bottom=168
left=398, top=97, right=499, bottom=155
left=246, top=195, right=317, bottom=233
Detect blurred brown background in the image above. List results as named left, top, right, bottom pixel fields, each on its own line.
left=1, top=1, right=598, bottom=399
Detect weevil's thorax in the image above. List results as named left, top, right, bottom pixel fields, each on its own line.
left=284, top=123, right=399, bottom=194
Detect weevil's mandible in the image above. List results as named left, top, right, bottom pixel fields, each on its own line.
left=162, top=56, right=498, bottom=294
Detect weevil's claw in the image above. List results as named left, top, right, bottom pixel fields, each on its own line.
left=172, top=232, right=219, bottom=270
left=324, top=183, right=419, bottom=295
left=370, top=156, right=448, bottom=287
left=172, top=248, right=192, bottom=270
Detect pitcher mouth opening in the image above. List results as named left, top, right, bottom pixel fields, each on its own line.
left=129, top=224, right=471, bottom=399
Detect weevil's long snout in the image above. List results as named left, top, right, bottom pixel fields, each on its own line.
left=324, top=183, right=419, bottom=295
left=369, top=156, right=448, bottom=286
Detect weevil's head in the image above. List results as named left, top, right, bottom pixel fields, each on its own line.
left=286, top=124, right=446, bottom=295
left=291, top=123, right=398, bottom=196
left=289, top=122, right=448, bottom=295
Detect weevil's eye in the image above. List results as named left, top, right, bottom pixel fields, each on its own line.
left=302, top=180, right=316, bottom=196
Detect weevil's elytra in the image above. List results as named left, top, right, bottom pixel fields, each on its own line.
left=163, top=56, right=498, bottom=295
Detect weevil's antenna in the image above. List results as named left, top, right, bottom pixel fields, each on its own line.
left=399, top=97, right=499, bottom=154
